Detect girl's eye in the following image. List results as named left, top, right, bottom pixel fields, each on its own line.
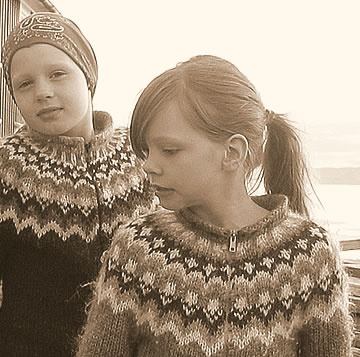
left=18, top=80, right=32, bottom=89
left=163, top=148, right=179, bottom=155
left=50, top=71, right=66, bottom=79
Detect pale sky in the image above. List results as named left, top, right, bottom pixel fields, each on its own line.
left=55, top=0, right=360, bottom=167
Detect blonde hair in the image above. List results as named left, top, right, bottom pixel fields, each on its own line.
left=131, top=55, right=312, bottom=215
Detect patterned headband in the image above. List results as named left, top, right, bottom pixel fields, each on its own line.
left=1, top=12, right=98, bottom=98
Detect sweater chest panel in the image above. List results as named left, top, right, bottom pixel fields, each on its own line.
left=0, top=126, right=151, bottom=243
left=99, top=207, right=342, bottom=356
left=106, top=223, right=336, bottom=323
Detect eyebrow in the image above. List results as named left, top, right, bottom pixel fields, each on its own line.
left=12, top=62, right=71, bottom=82
left=147, top=135, right=185, bottom=145
left=12, top=75, right=27, bottom=82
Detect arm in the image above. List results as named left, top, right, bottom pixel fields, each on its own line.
left=77, top=291, right=137, bottom=357
left=0, top=224, right=16, bottom=312
left=0, top=223, right=15, bottom=285
left=77, top=228, right=139, bottom=357
left=298, top=228, right=354, bottom=357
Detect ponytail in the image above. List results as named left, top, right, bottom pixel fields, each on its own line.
left=262, top=111, right=311, bottom=216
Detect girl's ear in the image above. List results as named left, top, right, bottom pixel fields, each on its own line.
left=222, top=134, right=249, bottom=171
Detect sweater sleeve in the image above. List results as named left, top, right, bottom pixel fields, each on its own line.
left=0, top=230, right=5, bottom=281
left=76, top=291, right=137, bottom=357
left=0, top=223, right=16, bottom=282
left=298, top=226, right=354, bottom=357
left=77, top=227, right=139, bottom=357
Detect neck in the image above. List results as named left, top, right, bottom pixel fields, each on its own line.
left=80, top=123, right=95, bottom=143
left=63, top=106, right=94, bottom=143
left=189, top=184, right=269, bottom=231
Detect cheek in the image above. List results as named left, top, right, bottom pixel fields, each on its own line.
left=71, top=74, right=90, bottom=96
left=69, top=86, right=91, bottom=110
left=64, top=92, right=88, bottom=114
left=14, top=96, right=30, bottom=115
left=178, top=163, right=212, bottom=188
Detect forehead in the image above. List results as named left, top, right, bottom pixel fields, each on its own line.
left=10, top=43, right=75, bottom=77
left=149, top=102, right=190, bottom=133
left=146, top=102, right=210, bottom=143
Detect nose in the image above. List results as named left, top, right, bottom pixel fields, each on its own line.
left=143, top=153, right=162, bottom=177
left=35, top=79, right=54, bottom=101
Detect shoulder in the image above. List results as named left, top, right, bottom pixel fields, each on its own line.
left=269, top=213, right=344, bottom=283
left=107, top=126, right=141, bottom=165
left=102, top=209, right=175, bottom=265
left=0, top=130, right=25, bottom=149
left=284, top=216, right=346, bottom=293
left=113, top=126, right=129, bottom=139
left=113, top=208, right=174, bottom=245
left=109, top=126, right=130, bottom=152
left=0, top=131, right=29, bottom=177
left=285, top=214, right=341, bottom=261
left=293, top=221, right=351, bottom=329
left=297, top=218, right=341, bottom=260
left=280, top=211, right=332, bottom=246
left=269, top=216, right=347, bottom=318
left=0, top=127, right=45, bottom=161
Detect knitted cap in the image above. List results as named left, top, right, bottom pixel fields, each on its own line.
left=1, top=12, right=98, bottom=97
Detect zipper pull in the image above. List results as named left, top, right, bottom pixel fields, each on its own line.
left=229, top=231, right=237, bottom=253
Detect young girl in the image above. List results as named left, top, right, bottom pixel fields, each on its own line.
left=77, top=55, right=353, bottom=356
left=0, top=12, right=155, bottom=356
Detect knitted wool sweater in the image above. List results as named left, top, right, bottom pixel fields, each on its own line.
left=0, top=111, right=155, bottom=356
left=77, top=194, right=353, bottom=357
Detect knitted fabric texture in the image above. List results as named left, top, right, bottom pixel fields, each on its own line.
left=77, top=194, right=353, bottom=357
left=0, top=111, right=155, bottom=356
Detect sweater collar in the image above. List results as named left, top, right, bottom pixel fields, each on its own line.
left=20, top=110, right=113, bottom=146
left=177, top=194, right=289, bottom=242
left=15, top=111, right=115, bottom=166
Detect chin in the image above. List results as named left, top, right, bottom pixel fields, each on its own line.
left=28, top=123, right=64, bottom=136
left=159, top=202, right=176, bottom=211
left=158, top=198, right=184, bottom=212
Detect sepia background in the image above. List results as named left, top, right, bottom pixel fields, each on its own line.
left=0, top=0, right=358, bottom=252
left=55, top=0, right=360, bottom=255
left=0, top=0, right=359, bottom=349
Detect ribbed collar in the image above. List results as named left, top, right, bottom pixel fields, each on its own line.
left=177, top=194, right=289, bottom=243
left=14, top=111, right=117, bottom=166
left=20, top=110, right=113, bottom=147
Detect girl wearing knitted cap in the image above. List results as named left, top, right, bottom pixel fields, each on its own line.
left=77, top=55, right=353, bottom=356
left=0, top=12, right=155, bottom=356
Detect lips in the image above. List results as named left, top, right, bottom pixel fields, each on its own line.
left=37, top=107, right=63, bottom=119
left=152, top=184, right=174, bottom=195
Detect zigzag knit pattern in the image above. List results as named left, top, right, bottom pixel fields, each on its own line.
left=0, top=111, right=153, bottom=243
left=78, top=195, right=353, bottom=357
left=0, top=111, right=156, bottom=356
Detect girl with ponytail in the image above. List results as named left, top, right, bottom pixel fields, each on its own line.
left=78, top=55, right=353, bottom=356
left=262, top=109, right=311, bottom=216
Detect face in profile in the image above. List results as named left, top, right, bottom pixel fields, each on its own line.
left=10, top=43, right=92, bottom=137
left=143, top=101, right=225, bottom=214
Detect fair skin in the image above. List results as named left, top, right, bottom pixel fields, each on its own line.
left=144, top=101, right=268, bottom=230
left=10, top=43, right=94, bottom=142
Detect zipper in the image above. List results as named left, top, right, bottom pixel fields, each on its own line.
left=229, top=230, right=237, bottom=253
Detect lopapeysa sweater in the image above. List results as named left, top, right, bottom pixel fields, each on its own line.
left=0, top=111, right=155, bottom=356
left=77, top=194, right=353, bottom=357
